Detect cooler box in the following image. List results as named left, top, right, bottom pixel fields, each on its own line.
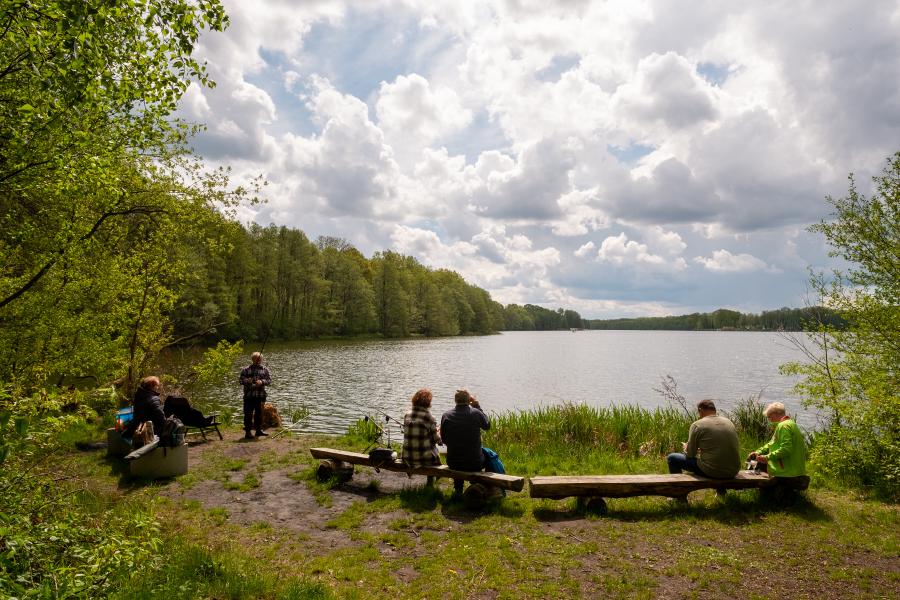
left=115, top=407, right=134, bottom=432
left=129, top=444, right=188, bottom=479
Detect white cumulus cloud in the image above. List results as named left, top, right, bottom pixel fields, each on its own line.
left=693, top=249, right=776, bottom=273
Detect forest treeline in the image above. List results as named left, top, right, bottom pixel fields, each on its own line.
left=586, top=306, right=846, bottom=331
left=171, top=225, right=588, bottom=342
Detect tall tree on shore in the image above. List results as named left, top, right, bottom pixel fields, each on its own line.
left=782, top=152, right=900, bottom=500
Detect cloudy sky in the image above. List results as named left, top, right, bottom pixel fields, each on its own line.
left=181, top=0, right=900, bottom=319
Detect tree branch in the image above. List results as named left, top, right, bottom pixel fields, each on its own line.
left=0, top=206, right=166, bottom=309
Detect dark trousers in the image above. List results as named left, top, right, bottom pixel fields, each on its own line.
left=243, top=397, right=263, bottom=433
left=666, top=453, right=707, bottom=476
left=452, top=448, right=499, bottom=493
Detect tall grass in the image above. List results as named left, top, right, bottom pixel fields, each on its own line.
left=724, top=393, right=770, bottom=448
left=484, top=403, right=693, bottom=476
left=484, top=402, right=769, bottom=477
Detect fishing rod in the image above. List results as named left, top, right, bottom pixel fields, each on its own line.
left=373, top=408, right=404, bottom=433
left=357, top=410, right=406, bottom=452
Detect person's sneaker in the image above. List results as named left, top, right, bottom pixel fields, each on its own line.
left=255, top=430, right=269, bottom=437
left=244, top=432, right=254, bottom=440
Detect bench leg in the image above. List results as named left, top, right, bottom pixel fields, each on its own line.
left=462, top=482, right=494, bottom=509
left=316, top=459, right=354, bottom=483
left=668, top=494, right=690, bottom=507
left=213, top=424, right=223, bottom=441
left=575, top=496, right=608, bottom=515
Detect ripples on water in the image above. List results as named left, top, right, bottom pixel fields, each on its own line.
left=199, top=330, right=820, bottom=435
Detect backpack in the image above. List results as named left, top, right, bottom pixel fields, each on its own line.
left=482, top=447, right=506, bottom=474
left=368, top=448, right=396, bottom=471
left=159, top=415, right=186, bottom=448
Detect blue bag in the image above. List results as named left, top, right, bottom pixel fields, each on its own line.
left=481, top=447, right=506, bottom=474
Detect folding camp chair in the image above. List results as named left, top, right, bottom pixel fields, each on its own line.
left=163, top=396, right=223, bottom=441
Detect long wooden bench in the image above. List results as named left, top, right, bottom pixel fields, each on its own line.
left=529, top=471, right=809, bottom=513
left=309, top=447, right=525, bottom=492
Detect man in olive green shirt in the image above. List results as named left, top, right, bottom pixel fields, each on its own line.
left=667, top=399, right=741, bottom=479
left=749, top=402, right=807, bottom=477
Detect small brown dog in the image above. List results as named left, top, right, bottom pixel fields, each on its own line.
left=261, top=403, right=282, bottom=429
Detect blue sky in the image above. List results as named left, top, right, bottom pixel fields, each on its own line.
left=182, top=0, right=900, bottom=319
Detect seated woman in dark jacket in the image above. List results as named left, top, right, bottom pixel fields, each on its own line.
left=124, top=375, right=166, bottom=438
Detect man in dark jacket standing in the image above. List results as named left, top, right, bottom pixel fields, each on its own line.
left=440, top=389, right=490, bottom=494
left=240, top=352, right=272, bottom=440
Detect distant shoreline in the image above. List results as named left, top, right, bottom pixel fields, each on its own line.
left=583, top=306, right=845, bottom=332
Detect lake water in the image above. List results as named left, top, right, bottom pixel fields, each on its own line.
left=202, top=330, right=822, bottom=435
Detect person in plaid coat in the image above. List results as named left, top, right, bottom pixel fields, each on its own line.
left=402, top=389, right=442, bottom=484
left=239, top=352, right=272, bottom=440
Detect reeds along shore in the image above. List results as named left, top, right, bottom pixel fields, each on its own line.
left=480, top=403, right=769, bottom=477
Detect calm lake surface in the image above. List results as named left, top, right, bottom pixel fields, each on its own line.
left=202, top=331, right=821, bottom=435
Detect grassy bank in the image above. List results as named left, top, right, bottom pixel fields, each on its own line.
left=485, top=403, right=766, bottom=477
left=5, top=406, right=899, bottom=599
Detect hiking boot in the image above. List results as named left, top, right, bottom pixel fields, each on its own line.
left=255, top=430, right=269, bottom=437
left=244, top=432, right=254, bottom=440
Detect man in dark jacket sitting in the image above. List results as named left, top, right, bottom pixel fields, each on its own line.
left=125, top=375, right=166, bottom=439
left=440, top=389, right=490, bottom=494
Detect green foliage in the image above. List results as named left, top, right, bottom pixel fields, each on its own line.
left=782, top=153, right=900, bottom=500
left=502, top=304, right=585, bottom=330
left=193, top=339, right=244, bottom=388
left=344, top=417, right=387, bottom=446
left=0, top=387, right=160, bottom=597
left=0, top=3, right=244, bottom=592
left=0, top=0, right=240, bottom=393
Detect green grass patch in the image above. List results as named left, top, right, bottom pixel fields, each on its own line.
left=111, top=542, right=332, bottom=600
left=223, top=470, right=261, bottom=492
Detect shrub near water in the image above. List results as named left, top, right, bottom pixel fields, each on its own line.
left=484, top=403, right=694, bottom=476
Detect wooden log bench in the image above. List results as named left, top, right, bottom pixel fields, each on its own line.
left=529, top=471, right=810, bottom=514
left=310, top=447, right=525, bottom=506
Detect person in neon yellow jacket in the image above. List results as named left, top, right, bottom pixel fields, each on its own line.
left=748, top=402, right=807, bottom=477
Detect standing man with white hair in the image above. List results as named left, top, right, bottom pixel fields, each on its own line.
left=748, top=402, right=807, bottom=478
left=240, top=352, right=272, bottom=440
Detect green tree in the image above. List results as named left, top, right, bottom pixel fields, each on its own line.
left=373, top=251, right=410, bottom=337
left=782, top=152, right=900, bottom=500
left=0, top=0, right=230, bottom=392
